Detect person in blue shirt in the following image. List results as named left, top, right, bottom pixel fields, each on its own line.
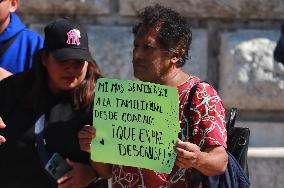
left=0, top=0, right=43, bottom=80
left=274, top=21, right=284, bottom=65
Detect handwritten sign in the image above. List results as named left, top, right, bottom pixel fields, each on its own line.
left=91, top=78, right=179, bottom=173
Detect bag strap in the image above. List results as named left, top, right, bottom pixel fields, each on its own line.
left=34, top=114, right=51, bottom=167
left=187, top=81, right=208, bottom=113
left=186, top=81, right=210, bottom=187
left=0, top=32, right=20, bottom=57
left=186, top=81, right=207, bottom=143
left=187, top=83, right=200, bottom=111
left=226, top=108, right=237, bottom=132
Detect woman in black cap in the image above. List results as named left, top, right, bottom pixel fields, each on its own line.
left=0, top=18, right=107, bottom=188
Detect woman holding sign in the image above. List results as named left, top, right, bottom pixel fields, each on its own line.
left=79, top=4, right=228, bottom=188
left=0, top=18, right=108, bottom=188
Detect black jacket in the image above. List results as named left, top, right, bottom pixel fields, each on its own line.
left=0, top=71, right=92, bottom=187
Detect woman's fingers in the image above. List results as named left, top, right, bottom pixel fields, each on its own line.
left=0, top=117, right=6, bottom=144
left=78, top=125, right=95, bottom=139
left=0, top=117, right=6, bottom=128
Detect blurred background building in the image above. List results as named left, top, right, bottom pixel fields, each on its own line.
left=18, top=0, right=284, bottom=187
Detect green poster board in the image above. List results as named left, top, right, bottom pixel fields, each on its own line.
left=91, top=78, right=179, bottom=173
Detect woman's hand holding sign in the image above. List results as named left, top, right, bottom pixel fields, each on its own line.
left=0, top=117, right=6, bottom=145
left=78, top=125, right=96, bottom=153
left=78, top=125, right=113, bottom=179
left=174, top=139, right=202, bottom=169
left=175, top=139, right=228, bottom=176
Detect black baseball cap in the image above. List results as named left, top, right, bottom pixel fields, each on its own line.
left=44, top=17, right=93, bottom=62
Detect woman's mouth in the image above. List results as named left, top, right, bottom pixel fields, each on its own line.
left=62, top=76, right=76, bottom=82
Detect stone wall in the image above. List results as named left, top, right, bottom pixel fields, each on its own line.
left=20, top=0, right=284, bottom=119
left=17, top=0, right=284, bottom=187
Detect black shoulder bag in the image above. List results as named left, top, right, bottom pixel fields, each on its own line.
left=187, top=82, right=250, bottom=188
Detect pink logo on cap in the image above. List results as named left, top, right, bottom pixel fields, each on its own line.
left=66, top=29, right=81, bottom=46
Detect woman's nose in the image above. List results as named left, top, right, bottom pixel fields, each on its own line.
left=133, top=48, right=142, bottom=61
left=63, top=61, right=79, bottom=72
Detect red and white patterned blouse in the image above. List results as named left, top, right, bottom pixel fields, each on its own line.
left=112, top=76, right=227, bottom=188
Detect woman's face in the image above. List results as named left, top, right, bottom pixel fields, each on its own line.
left=44, top=53, right=89, bottom=93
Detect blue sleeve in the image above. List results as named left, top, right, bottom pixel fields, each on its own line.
left=25, top=31, right=44, bottom=70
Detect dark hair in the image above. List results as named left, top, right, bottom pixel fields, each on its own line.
left=72, top=59, right=101, bottom=110
left=29, top=49, right=101, bottom=111
left=133, top=4, right=192, bottom=67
